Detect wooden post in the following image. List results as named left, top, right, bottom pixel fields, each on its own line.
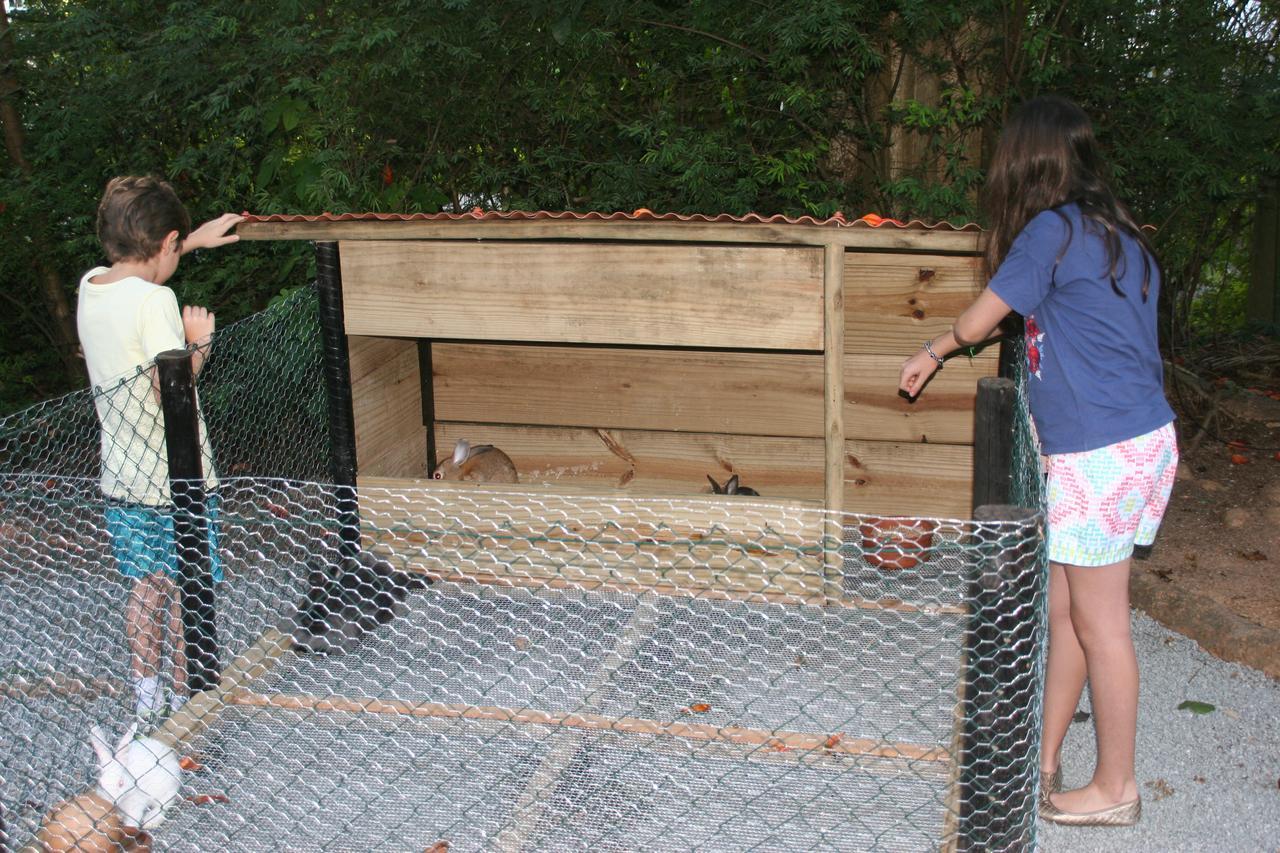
left=972, top=377, right=1016, bottom=513
left=156, top=349, right=219, bottom=693
left=823, top=243, right=846, bottom=601
left=315, top=241, right=360, bottom=559
left=956, top=504, right=1043, bottom=852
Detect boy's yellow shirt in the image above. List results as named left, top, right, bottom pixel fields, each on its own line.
left=77, top=267, right=217, bottom=505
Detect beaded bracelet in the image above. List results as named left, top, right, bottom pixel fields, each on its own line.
left=922, top=340, right=944, bottom=369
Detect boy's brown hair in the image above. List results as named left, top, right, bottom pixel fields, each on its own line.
left=96, top=175, right=192, bottom=263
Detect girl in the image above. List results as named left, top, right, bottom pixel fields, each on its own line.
left=899, top=96, right=1176, bottom=828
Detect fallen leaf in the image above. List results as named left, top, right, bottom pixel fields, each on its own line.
left=184, top=793, right=229, bottom=805
left=1227, top=440, right=1249, bottom=450
left=1230, top=454, right=1249, bottom=465
left=1221, top=707, right=1240, bottom=720
left=766, top=738, right=790, bottom=752
left=1193, top=775, right=1206, bottom=784
left=179, top=755, right=203, bottom=772
left=513, top=636, right=530, bottom=650
left=1071, top=710, right=1091, bottom=723
left=1152, top=567, right=1174, bottom=582
left=1145, top=778, right=1175, bottom=801
left=793, top=654, right=807, bottom=667
left=1237, top=550, right=1268, bottom=561
left=424, top=842, right=450, bottom=853
left=684, top=703, right=712, bottom=714
left=1177, top=700, right=1216, bottom=715
left=824, top=733, right=843, bottom=750
left=265, top=502, right=290, bottom=519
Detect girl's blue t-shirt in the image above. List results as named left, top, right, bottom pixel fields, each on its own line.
left=987, top=203, right=1174, bottom=455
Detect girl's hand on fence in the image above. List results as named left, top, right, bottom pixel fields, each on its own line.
left=899, top=349, right=939, bottom=399
left=183, top=305, right=216, bottom=347
left=183, top=213, right=244, bottom=254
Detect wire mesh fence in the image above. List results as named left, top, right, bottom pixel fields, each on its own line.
left=0, top=284, right=1048, bottom=851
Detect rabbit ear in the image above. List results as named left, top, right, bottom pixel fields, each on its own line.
left=725, top=475, right=740, bottom=495
left=90, top=725, right=113, bottom=766
left=707, top=475, right=723, bottom=494
left=452, top=439, right=471, bottom=465
left=116, top=723, right=138, bottom=755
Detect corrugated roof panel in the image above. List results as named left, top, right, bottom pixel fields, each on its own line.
left=239, top=208, right=983, bottom=231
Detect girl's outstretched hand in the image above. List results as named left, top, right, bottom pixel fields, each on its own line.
left=183, top=213, right=244, bottom=254
left=899, top=349, right=939, bottom=399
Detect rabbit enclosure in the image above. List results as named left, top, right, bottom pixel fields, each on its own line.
left=0, top=211, right=1047, bottom=852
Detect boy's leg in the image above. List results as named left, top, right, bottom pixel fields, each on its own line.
left=125, top=574, right=168, bottom=714
left=1050, top=558, right=1140, bottom=812
left=1040, top=561, right=1087, bottom=777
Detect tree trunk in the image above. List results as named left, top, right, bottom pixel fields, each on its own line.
left=0, top=3, right=83, bottom=381
left=1246, top=177, right=1279, bottom=326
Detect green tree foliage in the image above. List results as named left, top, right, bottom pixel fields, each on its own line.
left=1, top=0, right=1277, bottom=412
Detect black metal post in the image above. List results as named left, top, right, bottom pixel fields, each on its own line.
left=157, top=349, right=219, bottom=693
left=997, top=320, right=1022, bottom=380
left=957, top=503, right=1044, bottom=852
left=315, top=241, right=360, bottom=560
left=419, top=339, right=437, bottom=476
left=973, top=377, right=1017, bottom=512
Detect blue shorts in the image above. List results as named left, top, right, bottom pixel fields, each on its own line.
left=105, top=494, right=223, bottom=583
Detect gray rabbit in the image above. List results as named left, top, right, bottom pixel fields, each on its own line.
left=707, top=474, right=760, bottom=497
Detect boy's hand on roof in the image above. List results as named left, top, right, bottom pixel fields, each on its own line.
left=183, top=305, right=216, bottom=347
left=183, top=213, right=244, bottom=254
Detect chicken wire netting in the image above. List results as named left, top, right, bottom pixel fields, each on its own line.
left=1, top=479, right=1043, bottom=852
left=0, top=283, right=1048, bottom=851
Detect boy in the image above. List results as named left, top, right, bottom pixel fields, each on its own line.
left=77, top=175, right=241, bottom=721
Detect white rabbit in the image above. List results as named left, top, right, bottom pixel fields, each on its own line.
left=93, top=723, right=182, bottom=830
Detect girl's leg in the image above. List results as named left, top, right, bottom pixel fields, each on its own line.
left=1040, top=561, right=1088, bottom=775
left=125, top=575, right=166, bottom=678
left=1050, top=558, right=1140, bottom=811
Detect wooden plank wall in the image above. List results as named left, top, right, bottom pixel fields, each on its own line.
left=356, top=477, right=828, bottom=600
left=347, top=240, right=992, bottom=518
left=349, top=335, right=428, bottom=479
left=340, top=241, right=824, bottom=349
left=430, top=423, right=970, bottom=518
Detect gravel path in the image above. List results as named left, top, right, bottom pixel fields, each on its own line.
left=1039, top=611, right=1280, bottom=852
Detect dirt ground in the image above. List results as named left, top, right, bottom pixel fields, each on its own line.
left=1132, top=354, right=1280, bottom=676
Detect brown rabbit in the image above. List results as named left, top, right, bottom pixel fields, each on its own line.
left=433, top=439, right=518, bottom=484
left=707, top=474, right=760, bottom=497
left=35, top=792, right=151, bottom=852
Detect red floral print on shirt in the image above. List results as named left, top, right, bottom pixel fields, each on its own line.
left=1026, top=315, right=1045, bottom=379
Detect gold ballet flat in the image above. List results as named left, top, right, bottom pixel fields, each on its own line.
left=1039, top=795, right=1142, bottom=827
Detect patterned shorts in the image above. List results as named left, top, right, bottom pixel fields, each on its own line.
left=105, top=493, right=223, bottom=583
left=1045, top=423, right=1178, bottom=567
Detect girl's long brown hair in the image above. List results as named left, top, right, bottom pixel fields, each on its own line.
left=982, top=96, right=1158, bottom=299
